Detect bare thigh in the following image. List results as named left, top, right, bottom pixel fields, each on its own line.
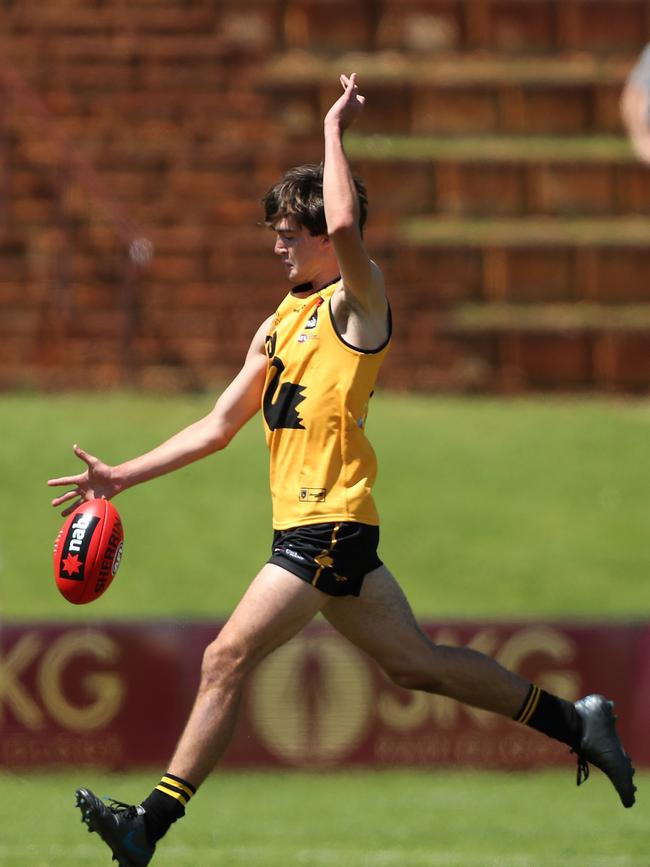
left=322, top=564, right=528, bottom=715
left=321, top=564, right=432, bottom=679
left=214, top=562, right=328, bottom=671
left=167, top=563, right=327, bottom=784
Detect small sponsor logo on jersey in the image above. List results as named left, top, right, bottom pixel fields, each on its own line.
left=297, top=333, right=319, bottom=343
left=299, top=488, right=327, bottom=502
left=305, top=308, right=319, bottom=329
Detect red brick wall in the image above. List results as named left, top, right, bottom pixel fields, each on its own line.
left=1, top=0, right=649, bottom=392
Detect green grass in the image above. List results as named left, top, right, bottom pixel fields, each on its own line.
left=2, top=769, right=648, bottom=866
left=2, top=392, right=649, bottom=864
left=1, top=391, right=650, bottom=620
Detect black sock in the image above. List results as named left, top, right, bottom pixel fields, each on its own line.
left=141, top=773, right=196, bottom=844
left=513, top=685, right=582, bottom=750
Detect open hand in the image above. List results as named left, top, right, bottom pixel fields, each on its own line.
left=48, top=444, right=117, bottom=516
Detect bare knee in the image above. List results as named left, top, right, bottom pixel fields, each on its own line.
left=385, top=663, right=441, bottom=693
left=381, top=640, right=445, bottom=693
left=199, top=637, right=249, bottom=693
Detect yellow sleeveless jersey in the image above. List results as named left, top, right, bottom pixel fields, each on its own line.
left=262, top=279, right=391, bottom=530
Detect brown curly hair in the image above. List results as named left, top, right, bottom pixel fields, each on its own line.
left=262, top=163, right=368, bottom=237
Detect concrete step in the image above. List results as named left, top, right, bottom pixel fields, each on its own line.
left=444, top=301, right=650, bottom=331
left=258, top=52, right=633, bottom=137
left=347, top=135, right=650, bottom=220
left=386, top=301, right=650, bottom=393
left=265, top=51, right=633, bottom=87
left=387, top=318, right=650, bottom=393
left=373, top=217, right=650, bottom=305
left=400, top=215, right=650, bottom=246
left=348, top=133, right=635, bottom=162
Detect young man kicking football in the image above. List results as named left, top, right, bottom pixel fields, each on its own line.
left=49, top=74, right=636, bottom=867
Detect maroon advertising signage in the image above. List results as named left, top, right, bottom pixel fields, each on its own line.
left=0, top=620, right=647, bottom=770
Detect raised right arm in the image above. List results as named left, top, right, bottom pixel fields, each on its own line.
left=48, top=316, right=272, bottom=515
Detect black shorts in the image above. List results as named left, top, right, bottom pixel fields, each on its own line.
left=269, top=522, right=382, bottom=597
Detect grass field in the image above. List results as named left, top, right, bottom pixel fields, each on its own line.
left=1, top=391, right=649, bottom=620
left=1, top=769, right=648, bottom=867
left=1, top=391, right=648, bottom=865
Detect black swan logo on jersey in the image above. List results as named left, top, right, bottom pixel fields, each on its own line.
left=58, top=512, right=100, bottom=581
left=263, top=357, right=306, bottom=430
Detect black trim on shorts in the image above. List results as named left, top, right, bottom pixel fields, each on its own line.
left=269, top=521, right=382, bottom=597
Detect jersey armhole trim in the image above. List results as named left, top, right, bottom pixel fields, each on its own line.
left=328, top=299, right=392, bottom=355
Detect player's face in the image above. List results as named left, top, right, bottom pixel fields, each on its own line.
left=272, top=216, right=329, bottom=285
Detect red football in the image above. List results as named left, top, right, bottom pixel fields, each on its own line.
left=53, top=499, right=124, bottom=604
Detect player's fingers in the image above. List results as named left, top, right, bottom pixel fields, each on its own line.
left=73, top=443, right=97, bottom=467
left=50, top=489, right=81, bottom=508
left=344, top=73, right=364, bottom=108
left=47, top=473, right=84, bottom=488
left=60, top=498, right=84, bottom=517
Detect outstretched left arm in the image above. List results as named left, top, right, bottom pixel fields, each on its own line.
left=323, top=73, right=386, bottom=314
